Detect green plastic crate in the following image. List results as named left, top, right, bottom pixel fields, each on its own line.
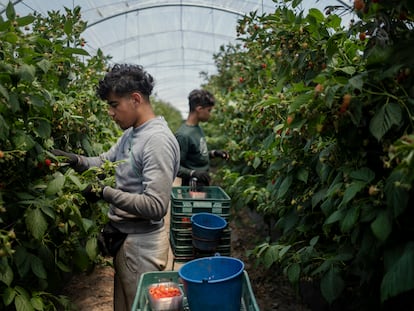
left=131, top=270, right=260, bottom=311
left=171, top=186, right=231, bottom=215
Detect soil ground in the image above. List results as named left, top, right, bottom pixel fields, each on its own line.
left=63, top=205, right=311, bottom=311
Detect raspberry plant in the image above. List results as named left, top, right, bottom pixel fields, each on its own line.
left=206, top=0, right=414, bottom=309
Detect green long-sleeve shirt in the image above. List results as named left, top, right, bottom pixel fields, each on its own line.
left=175, top=123, right=210, bottom=184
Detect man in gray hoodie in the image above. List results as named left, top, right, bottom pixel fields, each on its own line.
left=53, top=64, right=180, bottom=311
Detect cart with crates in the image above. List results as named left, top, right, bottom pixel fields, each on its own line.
left=169, top=186, right=232, bottom=266
left=131, top=270, right=260, bottom=311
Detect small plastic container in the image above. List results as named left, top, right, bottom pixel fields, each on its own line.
left=147, top=282, right=183, bottom=311
left=189, top=191, right=207, bottom=199
left=189, top=177, right=206, bottom=199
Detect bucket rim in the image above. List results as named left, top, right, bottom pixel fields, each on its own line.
left=178, top=256, right=244, bottom=284
left=191, top=213, right=227, bottom=230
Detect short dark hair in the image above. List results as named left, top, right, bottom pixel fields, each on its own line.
left=188, top=89, right=215, bottom=112
left=96, top=64, right=155, bottom=100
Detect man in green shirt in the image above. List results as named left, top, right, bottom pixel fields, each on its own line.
left=175, top=89, right=229, bottom=187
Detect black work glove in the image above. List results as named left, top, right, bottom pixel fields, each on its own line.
left=82, top=183, right=105, bottom=203
left=190, top=170, right=211, bottom=185
left=51, top=149, right=79, bottom=167
left=212, top=150, right=230, bottom=160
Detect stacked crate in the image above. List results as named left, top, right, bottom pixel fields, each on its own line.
left=170, top=186, right=232, bottom=262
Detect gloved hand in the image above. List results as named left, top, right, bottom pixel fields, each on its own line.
left=82, top=183, right=106, bottom=203
left=211, top=150, right=230, bottom=160
left=51, top=149, right=79, bottom=167
left=190, top=170, right=211, bottom=185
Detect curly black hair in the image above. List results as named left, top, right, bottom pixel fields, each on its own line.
left=188, top=89, right=215, bottom=112
left=96, top=64, right=155, bottom=100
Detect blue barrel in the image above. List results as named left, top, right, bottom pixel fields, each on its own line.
left=191, top=213, right=227, bottom=251
left=178, top=256, right=244, bottom=311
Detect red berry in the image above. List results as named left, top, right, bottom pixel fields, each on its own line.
left=354, top=0, right=365, bottom=11
left=44, top=159, right=52, bottom=167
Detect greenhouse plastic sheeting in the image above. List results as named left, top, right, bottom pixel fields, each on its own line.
left=0, top=0, right=347, bottom=116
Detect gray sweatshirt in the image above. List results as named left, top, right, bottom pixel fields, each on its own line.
left=78, top=116, right=180, bottom=234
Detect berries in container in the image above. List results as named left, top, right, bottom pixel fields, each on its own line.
left=147, top=282, right=183, bottom=311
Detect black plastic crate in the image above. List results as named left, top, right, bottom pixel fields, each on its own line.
left=171, top=228, right=231, bottom=247
left=170, top=236, right=231, bottom=258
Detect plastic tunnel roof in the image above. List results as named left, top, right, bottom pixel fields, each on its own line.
left=0, top=0, right=349, bottom=117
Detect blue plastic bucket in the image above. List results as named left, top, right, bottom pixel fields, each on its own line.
left=191, top=213, right=227, bottom=251
left=178, top=256, right=245, bottom=311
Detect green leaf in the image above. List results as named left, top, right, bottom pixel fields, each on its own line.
left=384, top=171, right=410, bottom=217
left=6, top=2, right=16, bottom=20
left=31, top=256, right=47, bottom=279
left=324, top=209, right=343, bottom=225
left=64, top=19, right=73, bottom=35
left=9, top=93, right=20, bottom=112
left=82, top=218, right=94, bottom=233
left=348, top=74, right=364, bottom=91
left=312, top=188, right=327, bottom=208
left=3, top=287, right=16, bottom=306
left=56, top=261, right=71, bottom=273
left=34, top=119, right=51, bottom=139
left=17, top=64, right=36, bottom=83
left=296, top=167, right=308, bottom=183
left=25, top=208, right=48, bottom=240
left=309, top=236, right=319, bottom=247
left=320, top=266, right=344, bottom=304
left=277, top=175, right=292, bottom=199
left=0, top=261, right=14, bottom=286
left=36, top=59, right=51, bottom=73
left=45, top=173, right=65, bottom=196
left=12, top=132, right=36, bottom=151
left=369, top=103, right=402, bottom=141
left=252, top=156, right=261, bottom=169
left=336, top=66, right=356, bottom=75
left=326, top=182, right=343, bottom=197
left=14, top=247, right=31, bottom=278
left=263, top=245, right=278, bottom=268
left=68, top=174, right=83, bottom=189
left=381, top=242, right=414, bottom=302
left=340, top=206, right=360, bottom=233
left=366, top=45, right=392, bottom=65
left=86, top=237, right=98, bottom=260
left=3, top=32, right=18, bottom=44
left=371, top=210, right=392, bottom=242
left=73, top=247, right=90, bottom=271
left=307, top=8, right=325, bottom=23
left=287, top=263, right=301, bottom=284
left=0, top=84, right=9, bottom=100
left=16, top=15, right=35, bottom=26
left=0, top=115, right=10, bottom=140
left=279, top=245, right=291, bottom=258
left=63, top=47, right=90, bottom=56
left=39, top=205, right=55, bottom=219
left=15, top=293, right=34, bottom=311
left=289, top=93, right=313, bottom=112
left=339, top=181, right=366, bottom=207
left=349, top=167, right=375, bottom=183
left=30, top=297, right=44, bottom=311
left=326, top=35, right=340, bottom=60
